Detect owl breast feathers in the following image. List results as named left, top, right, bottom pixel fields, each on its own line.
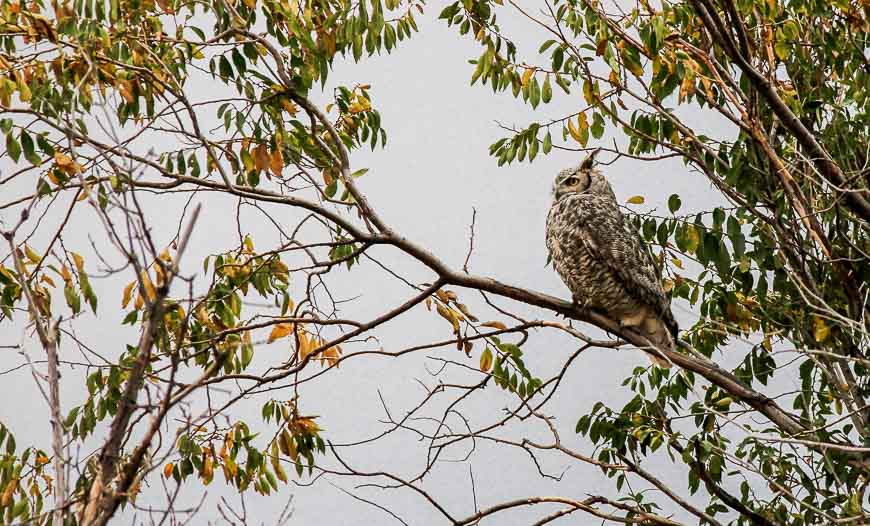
left=545, top=150, right=677, bottom=367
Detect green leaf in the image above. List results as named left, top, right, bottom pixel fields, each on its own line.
left=219, top=55, right=234, bottom=79
left=529, top=77, right=540, bottom=108
left=64, top=283, right=82, bottom=314
left=541, top=75, right=552, bottom=103
left=20, top=131, right=40, bottom=165
left=6, top=132, right=20, bottom=163
left=668, top=194, right=681, bottom=213
left=231, top=48, right=247, bottom=74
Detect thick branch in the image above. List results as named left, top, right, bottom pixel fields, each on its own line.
left=690, top=0, right=870, bottom=222
left=80, top=205, right=201, bottom=526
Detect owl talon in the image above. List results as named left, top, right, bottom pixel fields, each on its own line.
left=570, top=297, right=592, bottom=316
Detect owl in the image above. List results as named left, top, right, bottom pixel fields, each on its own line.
left=545, top=149, right=678, bottom=367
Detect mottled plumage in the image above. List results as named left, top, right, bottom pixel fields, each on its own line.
left=545, top=149, right=677, bottom=367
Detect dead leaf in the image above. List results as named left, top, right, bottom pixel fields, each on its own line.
left=254, top=143, right=269, bottom=172
left=269, top=148, right=283, bottom=177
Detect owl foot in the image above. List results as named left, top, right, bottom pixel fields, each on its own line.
left=569, top=297, right=593, bottom=317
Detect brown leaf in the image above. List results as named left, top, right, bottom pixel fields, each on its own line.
left=118, top=80, right=135, bottom=103
left=455, top=303, right=478, bottom=322
left=269, top=148, right=283, bottom=177
left=481, top=321, right=507, bottom=330
left=254, top=143, right=269, bottom=172
left=163, top=463, right=174, bottom=479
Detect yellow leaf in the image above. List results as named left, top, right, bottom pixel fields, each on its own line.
left=163, top=463, right=174, bottom=479
left=481, top=321, right=507, bottom=330
left=278, top=429, right=297, bottom=461
left=479, top=347, right=493, bottom=372
left=140, top=271, right=156, bottom=300
left=59, top=264, right=72, bottom=282
left=153, top=262, right=165, bottom=287
left=53, top=153, right=71, bottom=167
left=40, top=274, right=55, bottom=288
left=298, top=331, right=313, bottom=361
left=567, top=118, right=582, bottom=143
left=279, top=98, right=298, bottom=115
left=24, top=244, right=41, bottom=264
left=521, top=67, right=534, bottom=87
left=626, top=195, right=645, bottom=204
left=583, top=79, right=594, bottom=105
left=686, top=227, right=700, bottom=253
left=577, top=112, right=588, bottom=131
left=271, top=442, right=288, bottom=483
left=813, top=316, right=830, bottom=343
left=200, top=453, right=213, bottom=485
left=71, top=252, right=84, bottom=272
left=436, top=303, right=460, bottom=333
left=1, top=479, right=16, bottom=507
left=268, top=323, right=295, bottom=343
left=121, top=281, right=136, bottom=308
left=296, top=417, right=320, bottom=434
left=670, top=257, right=683, bottom=269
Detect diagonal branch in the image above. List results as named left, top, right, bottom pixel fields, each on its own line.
left=80, top=205, right=202, bottom=526
left=690, top=0, right=870, bottom=223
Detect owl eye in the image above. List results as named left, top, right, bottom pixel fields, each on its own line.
left=564, top=176, right=580, bottom=186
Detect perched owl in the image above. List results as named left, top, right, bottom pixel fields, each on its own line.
left=545, top=149, right=677, bottom=367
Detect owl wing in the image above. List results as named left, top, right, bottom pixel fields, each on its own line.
left=573, top=198, right=678, bottom=337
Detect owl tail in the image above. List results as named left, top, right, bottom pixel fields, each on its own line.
left=641, top=316, right=674, bottom=369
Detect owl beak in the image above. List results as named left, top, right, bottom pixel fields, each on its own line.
left=579, top=148, right=601, bottom=171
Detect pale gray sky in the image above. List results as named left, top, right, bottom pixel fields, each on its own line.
left=0, top=5, right=735, bottom=525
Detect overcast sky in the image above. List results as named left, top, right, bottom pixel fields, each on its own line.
left=0, top=4, right=735, bottom=525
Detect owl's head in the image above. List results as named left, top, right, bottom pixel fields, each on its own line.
left=552, top=148, right=613, bottom=201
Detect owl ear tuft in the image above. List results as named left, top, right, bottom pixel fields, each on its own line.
left=579, top=148, right=601, bottom=170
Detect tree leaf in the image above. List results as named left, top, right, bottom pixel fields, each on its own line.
left=479, top=347, right=493, bottom=372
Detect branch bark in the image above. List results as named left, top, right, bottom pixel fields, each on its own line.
left=2, top=229, right=67, bottom=526
left=690, top=0, right=870, bottom=223
left=80, top=205, right=201, bottom=526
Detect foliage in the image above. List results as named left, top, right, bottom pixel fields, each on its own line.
left=442, top=0, right=870, bottom=524
left=0, top=0, right=868, bottom=524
